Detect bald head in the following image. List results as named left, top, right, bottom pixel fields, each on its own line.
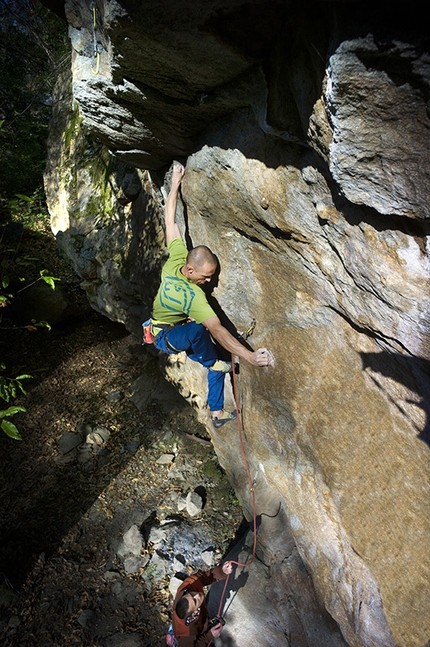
left=186, top=246, right=217, bottom=269
left=183, top=245, right=218, bottom=285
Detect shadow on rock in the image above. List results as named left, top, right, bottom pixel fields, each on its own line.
left=360, top=351, right=430, bottom=447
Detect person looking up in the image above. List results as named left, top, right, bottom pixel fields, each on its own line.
left=166, top=561, right=233, bottom=647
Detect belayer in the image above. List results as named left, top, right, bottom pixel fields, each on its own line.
left=166, top=561, right=233, bottom=647
left=145, top=163, right=274, bottom=428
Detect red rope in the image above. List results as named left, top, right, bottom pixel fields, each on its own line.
left=216, top=354, right=258, bottom=617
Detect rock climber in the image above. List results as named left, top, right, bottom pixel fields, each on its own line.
left=149, top=163, right=274, bottom=427
left=166, top=561, right=233, bottom=647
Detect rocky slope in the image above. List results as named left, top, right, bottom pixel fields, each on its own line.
left=0, top=309, right=247, bottom=647
left=43, top=1, right=430, bottom=646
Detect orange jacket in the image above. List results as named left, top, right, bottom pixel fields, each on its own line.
left=172, top=566, right=226, bottom=647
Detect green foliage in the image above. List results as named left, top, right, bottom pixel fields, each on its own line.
left=0, top=409, right=25, bottom=440
left=25, top=318, right=52, bottom=332
left=0, top=362, right=31, bottom=440
left=0, top=194, right=60, bottom=315
left=39, top=268, right=60, bottom=291
left=0, top=2, right=69, bottom=441
left=0, top=366, right=31, bottom=402
left=0, top=193, right=60, bottom=439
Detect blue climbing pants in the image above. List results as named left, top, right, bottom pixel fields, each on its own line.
left=154, top=321, right=225, bottom=412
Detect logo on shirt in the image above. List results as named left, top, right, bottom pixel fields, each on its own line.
left=160, top=275, right=195, bottom=315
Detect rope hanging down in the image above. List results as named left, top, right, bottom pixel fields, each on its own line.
left=215, top=323, right=260, bottom=620
left=90, top=2, right=100, bottom=74
left=214, top=324, right=274, bottom=626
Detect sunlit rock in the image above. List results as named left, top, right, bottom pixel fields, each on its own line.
left=45, top=2, right=430, bottom=646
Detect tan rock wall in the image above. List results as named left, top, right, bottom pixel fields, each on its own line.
left=46, top=2, right=430, bottom=646
left=178, top=149, right=429, bottom=647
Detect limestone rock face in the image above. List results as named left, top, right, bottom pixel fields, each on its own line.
left=323, top=36, right=430, bottom=219
left=45, top=2, right=430, bottom=647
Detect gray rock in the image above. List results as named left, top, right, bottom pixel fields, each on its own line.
left=117, top=525, right=143, bottom=558
left=77, top=422, right=92, bottom=437
left=144, top=551, right=167, bottom=581
left=326, top=37, right=430, bottom=219
left=45, top=3, right=430, bottom=645
left=123, top=555, right=149, bottom=575
left=185, top=491, right=203, bottom=517
left=173, top=556, right=186, bottom=572
left=77, top=609, right=94, bottom=628
left=177, top=493, right=187, bottom=511
left=156, top=453, right=175, bottom=465
left=7, top=615, right=20, bottom=629
left=201, top=548, right=214, bottom=567
left=168, top=468, right=185, bottom=481
left=92, top=425, right=111, bottom=441
left=125, top=441, right=140, bottom=453
left=106, top=390, right=123, bottom=402
left=58, top=432, right=82, bottom=455
left=169, top=575, right=184, bottom=598
left=103, top=571, right=120, bottom=581
left=147, top=526, right=168, bottom=547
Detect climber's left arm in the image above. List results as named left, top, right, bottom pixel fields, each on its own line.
left=165, top=164, right=185, bottom=244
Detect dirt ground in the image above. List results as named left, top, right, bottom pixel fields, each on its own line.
left=0, top=227, right=244, bottom=646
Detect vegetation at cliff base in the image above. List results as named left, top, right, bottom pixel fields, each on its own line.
left=0, top=0, right=68, bottom=437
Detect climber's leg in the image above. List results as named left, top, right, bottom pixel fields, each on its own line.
left=154, top=322, right=230, bottom=415
left=162, top=321, right=218, bottom=367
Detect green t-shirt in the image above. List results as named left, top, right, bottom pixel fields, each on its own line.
left=152, top=238, right=216, bottom=325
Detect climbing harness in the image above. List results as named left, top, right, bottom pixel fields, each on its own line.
left=142, top=319, right=189, bottom=345
left=89, top=2, right=100, bottom=75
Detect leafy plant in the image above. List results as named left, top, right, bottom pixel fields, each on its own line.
left=0, top=236, right=57, bottom=436
left=0, top=406, right=26, bottom=440
left=0, top=195, right=61, bottom=438
left=0, top=2, right=69, bottom=440
left=0, top=363, right=32, bottom=440
left=0, top=193, right=60, bottom=316
left=0, top=261, right=60, bottom=326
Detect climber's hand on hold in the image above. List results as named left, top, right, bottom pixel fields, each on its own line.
left=251, top=348, right=275, bottom=367
left=172, top=163, right=185, bottom=186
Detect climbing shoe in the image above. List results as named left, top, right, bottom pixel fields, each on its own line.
left=209, top=360, right=232, bottom=373
left=211, top=410, right=237, bottom=428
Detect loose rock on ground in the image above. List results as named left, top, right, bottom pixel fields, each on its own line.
left=0, top=311, right=244, bottom=647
